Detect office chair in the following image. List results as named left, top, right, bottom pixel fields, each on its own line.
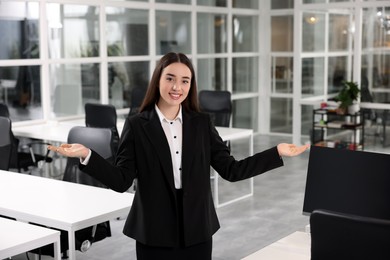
left=31, top=126, right=113, bottom=258
left=198, top=90, right=232, bottom=127
left=0, top=103, right=53, bottom=174
left=310, top=209, right=390, bottom=260
left=128, top=86, right=147, bottom=117
left=85, top=103, right=120, bottom=157
left=63, top=126, right=113, bottom=187
left=0, top=116, right=12, bottom=171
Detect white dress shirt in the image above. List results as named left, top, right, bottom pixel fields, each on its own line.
left=82, top=105, right=183, bottom=189
left=155, top=104, right=183, bottom=189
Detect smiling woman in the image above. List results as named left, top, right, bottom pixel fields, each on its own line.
left=47, top=52, right=309, bottom=260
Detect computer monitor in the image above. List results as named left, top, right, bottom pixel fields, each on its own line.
left=303, top=146, right=390, bottom=220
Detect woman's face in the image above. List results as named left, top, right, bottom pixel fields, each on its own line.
left=157, top=62, right=192, bottom=110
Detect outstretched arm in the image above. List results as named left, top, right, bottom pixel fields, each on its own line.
left=277, top=143, right=310, bottom=157
left=47, top=144, right=90, bottom=159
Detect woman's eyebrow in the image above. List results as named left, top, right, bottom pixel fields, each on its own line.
left=166, top=73, right=191, bottom=80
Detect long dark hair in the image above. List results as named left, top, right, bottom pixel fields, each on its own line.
left=139, top=52, right=200, bottom=113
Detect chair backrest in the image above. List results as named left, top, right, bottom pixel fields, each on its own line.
left=0, top=116, right=12, bottom=170
left=85, top=103, right=119, bottom=155
left=128, top=86, right=147, bottom=117
left=0, top=103, right=10, bottom=117
left=310, top=209, right=390, bottom=260
left=63, top=126, right=113, bottom=187
left=198, top=90, right=232, bottom=127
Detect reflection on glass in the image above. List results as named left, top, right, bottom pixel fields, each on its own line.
left=197, top=58, right=227, bottom=91
left=232, top=0, right=258, bottom=9
left=271, top=16, right=293, bottom=52
left=197, top=0, right=227, bottom=7
left=156, top=11, right=191, bottom=55
left=106, top=8, right=148, bottom=56
left=232, top=15, right=258, bottom=52
left=233, top=57, right=258, bottom=93
left=50, top=63, right=100, bottom=117
left=233, top=98, right=258, bottom=131
left=328, top=56, right=348, bottom=94
left=271, top=0, right=294, bottom=9
left=362, top=7, right=390, bottom=103
left=197, top=13, right=227, bottom=54
left=271, top=57, right=293, bottom=94
left=302, top=57, right=325, bottom=96
left=329, top=13, right=350, bottom=52
left=156, top=0, right=190, bottom=3
left=47, top=4, right=100, bottom=58
left=271, top=97, right=292, bottom=134
left=302, top=12, right=326, bottom=52
left=0, top=2, right=39, bottom=59
left=0, top=65, right=42, bottom=121
left=108, top=61, right=149, bottom=108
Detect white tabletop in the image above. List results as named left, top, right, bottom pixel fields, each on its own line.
left=0, top=170, right=133, bottom=259
left=0, top=217, right=61, bottom=260
left=12, top=118, right=253, bottom=144
left=241, top=231, right=311, bottom=260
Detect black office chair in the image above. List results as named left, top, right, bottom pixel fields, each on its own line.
left=0, top=103, right=53, bottom=174
left=0, top=116, right=12, bottom=171
left=310, top=209, right=390, bottom=260
left=198, top=90, right=232, bottom=127
left=85, top=103, right=120, bottom=157
left=63, top=126, right=113, bottom=187
left=31, top=126, right=113, bottom=258
left=128, top=86, right=147, bottom=117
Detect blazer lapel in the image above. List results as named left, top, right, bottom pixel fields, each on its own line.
left=181, top=110, right=198, bottom=190
left=141, top=109, right=176, bottom=193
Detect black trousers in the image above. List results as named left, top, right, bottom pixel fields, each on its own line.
left=135, top=189, right=212, bottom=260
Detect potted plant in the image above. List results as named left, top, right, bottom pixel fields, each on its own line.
left=335, top=81, right=360, bottom=114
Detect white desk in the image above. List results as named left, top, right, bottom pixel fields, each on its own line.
left=12, top=120, right=254, bottom=208
left=0, top=170, right=133, bottom=260
left=0, top=217, right=61, bottom=260
left=242, top=231, right=311, bottom=260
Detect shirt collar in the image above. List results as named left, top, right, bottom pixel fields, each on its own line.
left=155, top=104, right=183, bottom=124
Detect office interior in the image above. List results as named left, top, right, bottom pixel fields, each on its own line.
left=2, top=0, right=390, bottom=259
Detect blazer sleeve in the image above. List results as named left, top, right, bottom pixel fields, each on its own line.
left=209, top=120, right=284, bottom=182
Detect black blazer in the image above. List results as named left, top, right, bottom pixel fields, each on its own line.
left=80, top=108, right=283, bottom=247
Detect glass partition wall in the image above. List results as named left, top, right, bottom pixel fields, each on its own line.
left=3, top=0, right=390, bottom=145
left=0, top=0, right=261, bottom=132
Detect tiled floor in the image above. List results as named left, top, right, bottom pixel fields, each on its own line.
left=9, top=133, right=390, bottom=260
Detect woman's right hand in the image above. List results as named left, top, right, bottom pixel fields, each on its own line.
left=48, top=143, right=90, bottom=159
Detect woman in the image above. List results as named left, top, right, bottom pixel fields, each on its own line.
left=48, top=52, right=309, bottom=260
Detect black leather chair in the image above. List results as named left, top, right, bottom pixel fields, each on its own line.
left=63, top=126, right=113, bottom=187
left=0, top=116, right=12, bottom=170
left=85, top=103, right=120, bottom=157
left=310, top=209, right=390, bottom=260
left=128, top=86, right=147, bottom=117
left=198, top=90, right=232, bottom=127
left=0, top=103, right=52, bottom=174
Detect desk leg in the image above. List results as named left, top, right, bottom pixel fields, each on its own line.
left=54, top=236, right=61, bottom=260
left=68, top=230, right=76, bottom=260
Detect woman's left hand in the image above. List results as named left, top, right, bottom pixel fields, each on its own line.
left=277, top=143, right=310, bottom=157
